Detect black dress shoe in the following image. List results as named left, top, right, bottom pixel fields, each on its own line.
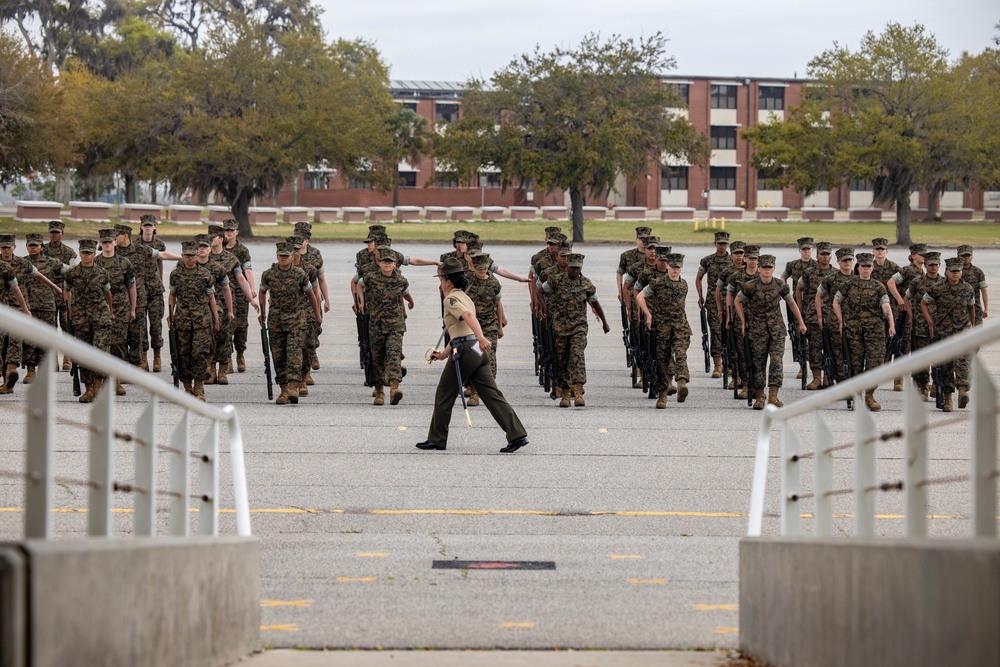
left=416, top=441, right=446, bottom=451
left=499, top=436, right=528, bottom=453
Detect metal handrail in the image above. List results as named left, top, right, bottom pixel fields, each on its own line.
left=748, top=317, right=1000, bottom=536
left=0, top=303, right=251, bottom=536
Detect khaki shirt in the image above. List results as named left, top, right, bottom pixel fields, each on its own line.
left=444, top=289, right=475, bottom=339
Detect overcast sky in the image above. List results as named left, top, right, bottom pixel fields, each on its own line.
left=315, top=0, right=997, bottom=83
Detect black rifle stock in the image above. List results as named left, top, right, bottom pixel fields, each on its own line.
left=168, top=325, right=180, bottom=388
left=720, top=307, right=730, bottom=389
left=932, top=365, right=945, bottom=410
left=799, top=328, right=808, bottom=390
left=261, top=323, right=274, bottom=401
left=621, top=301, right=634, bottom=370
left=743, top=329, right=754, bottom=407
left=700, top=303, right=710, bottom=373
left=821, top=327, right=835, bottom=390
left=840, top=329, right=853, bottom=409
left=646, top=325, right=658, bottom=399
left=65, top=320, right=81, bottom=396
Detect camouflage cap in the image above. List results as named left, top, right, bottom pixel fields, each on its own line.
left=871, top=237, right=889, bottom=249
left=730, top=241, right=747, bottom=253
left=223, top=218, right=239, bottom=231
left=855, top=252, right=875, bottom=266
left=544, top=226, right=562, bottom=241
left=139, top=214, right=158, bottom=226
left=466, top=232, right=481, bottom=244
left=658, top=244, right=672, bottom=254
left=666, top=253, right=685, bottom=268
left=368, top=224, right=386, bottom=235
left=468, top=240, right=483, bottom=252
left=98, top=229, right=116, bottom=243
left=293, top=222, right=313, bottom=239
left=923, top=251, right=942, bottom=264
left=744, top=244, right=761, bottom=259
left=957, top=244, right=974, bottom=256
left=550, top=232, right=568, bottom=244
left=114, top=223, right=132, bottom=237
left=472, top=253, right=492, bottom=268
left=276, top=242, right=293, bottom=257
left=645, top=236, right=660, bottom=249
left=286, top=235, right=304, bottom=250
left=566, top=253, right=585, bottom=268
left=79, top=239, right=98, bottom=253
left=453, top=229, right=473, bottom=243
left=439, top=257, right=466, bottom=275
left=655, top=247, right=671, bottom=261
left=25, top=233, right=44, bottom=245
left=375, top=244, right=393, bottom=255
left=195, top=234, right=212, bottom=247
left=0, top=234, right=14, bottom=248
left=180, top=241, right=198, bottom=256
left=207, top=224, right=224, bottom=237
left=796, top=237, right=815, bottom=249
left=557, top=242, right=573, bottom=257
left=381, top=236, right=393, bottom=246
left=836, top=247, right=855, bottom=261
left=758, top=254, right=776, bottom=268
left=364, top=230, right=385, bottom=243
left=48, top=220, right=65, bottom=232
left=635, top=226, right=653, bottom=237
left=714, top=231, right=731, bottom=243
left=909, top=243, right=928, bottom=256
left=816, top=241, right=833, bottom=253
left=945, top=257, right=964, bottom=271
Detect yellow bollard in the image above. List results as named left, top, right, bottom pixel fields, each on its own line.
left=711, top=217, right=717, bottom=229
left=721, top=218, right=725, bottom=230
left=694, top=217, right=699, bottom=232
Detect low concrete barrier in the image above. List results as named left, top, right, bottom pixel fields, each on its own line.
left=395, top=206, right=421, bottom=222
left=248, top=206, right=278, bottom=226
left=424, top=206, right=448, bottom=222
left=207, top=205, right=232, bottom=223
left=367, top=206, right=393, bottom=223
left=614, top=206, right=647, bottom=220
left=14, top=200, right=63, bottom=222
left=480, top=206, right=505, bottom=221
left=802, top=206, right=835, bottom=221
left=281, top=206, right=310, bottom=224
left=660, top=207, right=695, bottom=221
left=941, top=208, right=973, bottom=221
left=168, top=204, right=204, bottom=225
left=15, top=537, right=260, bottom=667
left=986, top=209, right=1000, bottom=221
left=510, top=206, right=537, bottom=220
left=68, top=201, right=112, bottom=222
left=709, top=206, right=744, bottom=220
left=313, top=207, right=339, bottom=223
left=755, top=206, right=789, bottom=221
left=450, top=206, right=474, bottom=221
left=582, top=206, right=607, bottom=220
left=541, top=206, right=568, bottom=220
left=849, top=208, right=882, bottom=221
left=121, top=204, right=163, bottom=223
left=740, top=538, right=1000, bottom=667
left=342, top=207, right=366, bottom=223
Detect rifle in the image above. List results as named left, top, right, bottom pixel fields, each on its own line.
left=168, top=326, right=180, bottom=388
left=355, top=297, right=375, bottom=387
left=531, top=309, right=541, bottom=377
left=643, top=322, right=658, bottom=399
left=65, top=320, right=81, bottom=396
left=728, top=309, right=741, bottom=400
left=887, top=310, right=907, bottom=361
left=743, top=329, right=754, bottom=407
left=720, top=307, right=730, bottom=389
left=786, top=302, right=801, bottom=365
left=621, top=300, right=634, bottom=370
left=799, top=329, right=808, bottom=391
left=700, top=303, right=710, bottom=373
left=932, top=365, right=945, bottom=410
left=261, top=323, right=274, bottom=401
left=544, top=313, right=558, bottom=399
left=840, top=329, right=854, bottom=410
left=821, top=327, right=835, bottom=391
left=637, top=322, right=650, bottom=395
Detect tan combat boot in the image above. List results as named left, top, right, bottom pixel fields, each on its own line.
left=942, top=392, right=953, bottom=413
left=958, top=387, right=969, bottom=409
left=116, top=379, right=126, bottom=396
left=929, top=384, right=937, bottom=399
left=139, top=353, right=149, bottom=372
left=466, top=387, right=479, bottom=406
left=298, top=381, right=309, bottom=397
left=91, top=378, right=105, bottom=399
left=666, top=378, right=677, bottom=396
left=738, top=385, right=748, bottom=400
left=919, top=383, right=929, bottom=401
left=573, top=384, right=585, bottom=407
left=182, top=379, right=193, bottom=394
left=276, top=384, right=290, bottom=405
left=893, top=376, right=903, bottom=392
left=559, top=387, right=570, bottom=408
left=304, top=370, right=315, bottom=386
left=225, top=358, right=233, bottom=373
left=806, top=365, right=823, bottom=390
left=193, top=379, right=206, bottom=401
left=236, top=352, right=246, bottom=373
left=206, top=362, right=216, bottom=384
left=373, top=385, right=384, bottom=406
left=389, top=379, right=403, bottom=405
left=752, top=389, right=766, bottom=410
left=22, top=365, right=36, bottom=385
left=676, top=380, right=688, bottom=403
left=78, top=382, right=96, bottom=403
left=795, top=368, right=803, bottom=380
left=633, top=369, right=643, bottom=389
left=656, top=389, right=667, bottom=409
left=62, top=355, right=72, bottom=371
left=4, top=363, right=18, bottom=391
left=711, top=357, right=722, bottom=379
left=216, top=363, right=229, bottom=385
left=864, top=390, right=881, bottom=412
left=287, top=380, right=300, bottom=404
left=312, top=356, right=320, bottom=371
left=768, top=386, right=784, bottom=408
left=152, top=349, right=162, bottom=372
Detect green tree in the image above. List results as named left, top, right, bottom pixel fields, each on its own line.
left=0, top=1, right=126, bottom=70
left=156, top=17, right=396, bottom=235
left=431, top=32, right=709, bottom=242
left=388, top=106, right=429, bottom=207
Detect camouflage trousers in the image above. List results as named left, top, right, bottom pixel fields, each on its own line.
left=24, top=310, right=58, bottom=367
left=370, top=325, right=403, bottom=385
left=233, top=292, right=250, bottom=354
left=0, top=332, right=22, bottom=368
left=555, top=328, right=588, bottom=388
left=932, top=353, right=970, bottom=394
left=109, top=299, right=130, bottom=362
left=175, top=324, right=213, bottom=382
left=821, top=326, right=846, bottom=383
left=71, top=320, right=112, bottom=383
left=126, top=287, right=148, bottom=365
left=748, top=321, right=785, bottom=389
left=211, top=314, right=235, bottom=365
left=656, top=325, right=688, bottom=389
left=300, top=320, right=319, bottom=379
left=805, top=321, right=824, bottom=368
left=911, top=333, right=932, bottom=386
left=483, top=327, right=499, bottom=378
left=706, top=302, right=723, bottom=360
left=270, top=326, right=306, bottom=384
left=144, top=288, right=165, bottom=351
left=845, top=318, right=886, bottom=380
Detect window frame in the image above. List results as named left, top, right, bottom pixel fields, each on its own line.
left=710, top=126, right=738, bottom=150
left=710, top=166, right=737, bottom=191
left=711, top=84, right=737, bottom=110
left=758, top=86, right=785, bottom=111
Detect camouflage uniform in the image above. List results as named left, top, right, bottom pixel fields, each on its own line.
left=923, top=269, right=974, bottom=399
left=64, top=258, right=113, bottom=385
left=465, top=263, right=502, bottom=378
left=698, top=238, right=732, bottom=367
left=726, top=263, right=761, bottom=387
left=23, top=244, right=64, bottom=368
left=835, top=276, right=890, bottom=378
left=208, top=247, right=245, bottom=371
left=0, top=251, right=39, bottom=368
left=0, top=259, right=26, bottom=388
left=817, top=261, right=856, bottom=383
left=116, top=235, right=161, bottom=366
left=224, top=229, right=254, bottom=358
left=889, top=247, right=926, bottom=356
left=358, top=268, right=409, bottom=387
left=959, top=250, right=987, bottom=326
left=542, top=259, right=597, bottom=390
left=260, top=262, right=314, bottom=386
left=169, top=262, right=216, bottom=384
left=135, top=232, right=166, bottom=354
left=94, top=250, right=135, bottom=363
left=642, top=267, right=690, bottom=392
left=43, top=227, right=77, bottom=339
left=737, top=273, right=793, bottom=390
left=290, top=238, right=321, bottom=382
left=798, top=258, right=836, bottom=374
left=905, top=256, right=945, bottom=389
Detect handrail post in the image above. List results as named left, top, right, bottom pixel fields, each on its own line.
left=25, top=352, right=55, bottom=539
left=781, top=422, right=801, bottom=536
left=747, top=408, right=776, bottom=536
left=903, top=382, right=928, bottom=538
left=814, top=414, right=834, bottom=538
left=855, top=396, right=876, bottom=538
left=88, top=371, right=115, bottom=537
left=226, top=409, right=252, bottom=537
left=970, top=357, right=998, bottom=538
left=199, top=421, right=219, bottom=536
left=170, top=411, right=191, bottom=537
left=134, top=398, right=158, bottom=537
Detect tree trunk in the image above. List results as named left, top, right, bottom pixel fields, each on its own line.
left=895, top=194, right=912, bottom=247
left=392, top=184, right=400, bottom=208
left=150, top=179, right=158, bottom=204
left=54, top=172, right=72, bottom=203
left=570, top=185, right=585, bottom=243
left=232, top=190, right=253, bottom=237
left=926, top=186, right=941, bottom=221
left=124, top=174, right=135, bottom=204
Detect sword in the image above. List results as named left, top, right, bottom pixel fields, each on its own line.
left=425, top=328, right=446, bottom=363
left=451, top=345, right=473, bottom=428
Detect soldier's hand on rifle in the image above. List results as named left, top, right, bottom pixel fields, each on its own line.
left=228, top=312, right=235, bottom=322
left=257, top=313, right=264, bottom=326
left=645, top=314, right=653, bottom=331
left=251, top=300, right=260, bottom=313
left=888, top=323, right=896, bottom=338
left=928, top=323, right=935, bottom=339
left=697, top=295, right=704, bottom=309
left=213, top=319, right=220, bottom=333
left=798, top=322, right=807, bottom=334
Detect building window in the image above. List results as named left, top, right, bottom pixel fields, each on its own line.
left=942, top=181, right=963, bottom=192
left=398, top=101, right=418, bottom=112
left=436, top=172, right=459, bottom=189
left=711, top=85, right=737, bottom=110
left=665, top=83, right=689, bottom=106
left=480, top=173, right=502, bottom=189
left=849, top=178, right=873, bottom=191
left=757, top=168, right=784, bottom=190
left=303, top=171, right=329, bottom=190
left=710, top=167, right=737, bottom=191
left=435, top=103, right=459, bottom=124
left=398, top=171, right=417, bottom=188
left=662, top=165, right=688, bottom=191
left=348, top=176, right=371, bottom=189
left=710, top=126, right=737, bottom=150
left=759, top=86, right=785, bottom=111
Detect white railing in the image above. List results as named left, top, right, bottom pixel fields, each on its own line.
left=0, top=303, right=251, bottom=538
left=748, top=318, right=1000, bottom=538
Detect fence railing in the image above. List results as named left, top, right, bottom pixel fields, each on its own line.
left=748, top=317, right=1000, bottom=538
left=0, top=303, right=251, bottom=538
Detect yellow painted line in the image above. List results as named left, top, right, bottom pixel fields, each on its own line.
left=609, top=554, right=644, bottom=559
left=714, top=626, right=739, bottom=635
left=500, top=622, right=535, bottom=628
left=338, top=577, right=376, bottom=582
left=594, top=511, right=748, bottom=517
left=261, top=600, right=313, bottom=607
left=598, top=428, right=608, bottom=433
left=357, top=552, right=389, bottom=557
left=398, top=426, right=407, bottom=431
left=628, top=578, right=668, bottom=584
left=695, top=604, right=738, bottom=611
left=369, top=509, right=559, bottom=516
left=261, top=624, right=299, bottom=632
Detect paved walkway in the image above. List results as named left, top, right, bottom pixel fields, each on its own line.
left=244, top=649, right=732, bottom=666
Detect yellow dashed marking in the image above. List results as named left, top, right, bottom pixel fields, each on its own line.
left=598, top=428, right=608, bottom=433
left=261, top=624, right=299, bottom=632
left=398, top=426, right=407, bottom=431
left=370, top=509, right=559, bottom=516
left=260, top=600, right=313, bottom=607
left=714, top=626, right=739, bottom=635
left=596, top=511, right=747, bottom=517
left=609, top=554, right=644, bottom=559
left=500, top=622, right=535, bottom=628
left=357, top=552, right=388, bottom=558
left=628, top=578, right=668, bottom=584
left=338, top=577, right=376, bottom=582
left=695, top=604, right=738, bottom=611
